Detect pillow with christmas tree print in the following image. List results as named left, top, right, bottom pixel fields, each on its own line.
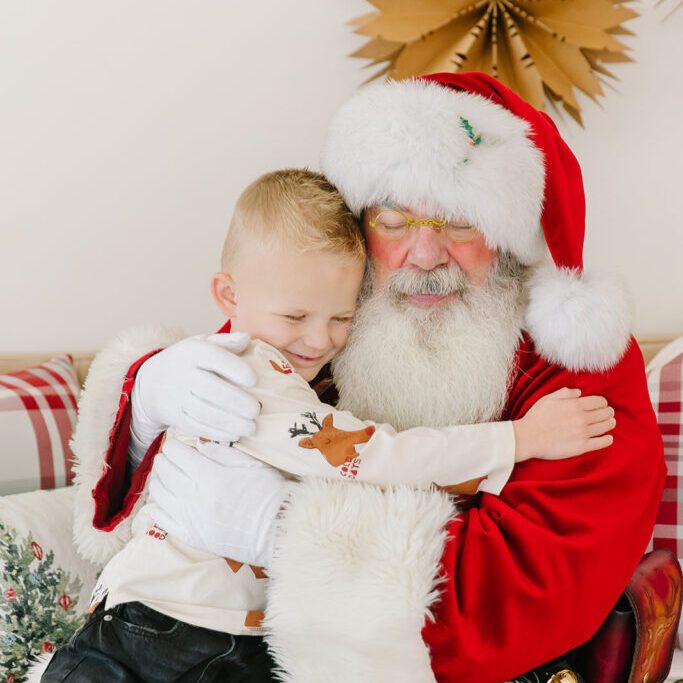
left=0, top=486, right=101, bottom=682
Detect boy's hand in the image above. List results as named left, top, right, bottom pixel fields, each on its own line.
left=513, top=387, right=615, bottom=462
left=132, top=332, right=261, bottom=446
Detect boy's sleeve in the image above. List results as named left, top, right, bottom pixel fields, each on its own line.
left=237, top=342, right=515, bottom=494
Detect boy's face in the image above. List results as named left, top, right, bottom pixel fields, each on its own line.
left=213, top=239, right=365, bottom=381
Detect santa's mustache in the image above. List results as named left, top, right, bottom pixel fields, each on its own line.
left=385, top=265, right=469, bottom=299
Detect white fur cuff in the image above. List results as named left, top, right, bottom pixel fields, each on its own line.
left=264, top=478, right=458, bottom=682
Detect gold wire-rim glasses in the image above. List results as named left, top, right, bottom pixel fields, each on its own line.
left=368, top=209, right=478, bottom=242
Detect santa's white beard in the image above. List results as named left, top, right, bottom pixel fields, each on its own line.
left=331, top=256, right=527, bottom=430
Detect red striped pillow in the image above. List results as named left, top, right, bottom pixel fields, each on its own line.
left=645, top=338, right=683, bottom=647
left=0, top=356, right=80, bottom=494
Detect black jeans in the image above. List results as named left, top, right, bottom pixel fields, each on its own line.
left=41, top=601, right=276, bottom=682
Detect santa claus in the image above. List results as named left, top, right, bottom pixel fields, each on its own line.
left=54, top=74, right=665, bottom=681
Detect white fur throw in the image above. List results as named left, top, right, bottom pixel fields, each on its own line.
left=264, top=478, right=458, bottom=682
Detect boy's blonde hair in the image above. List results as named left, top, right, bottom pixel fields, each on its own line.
left=221, top=168, right=365, bottom=271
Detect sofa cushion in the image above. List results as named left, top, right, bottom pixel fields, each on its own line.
left=0, top=486, right=101, bottom=682
left=0, top=356, right=80, bottom=495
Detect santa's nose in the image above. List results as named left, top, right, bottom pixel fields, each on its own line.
left=403, top=225, right=450, bottom=271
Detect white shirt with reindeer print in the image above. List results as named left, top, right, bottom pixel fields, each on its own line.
left=93, top=339, right=514, bottom=635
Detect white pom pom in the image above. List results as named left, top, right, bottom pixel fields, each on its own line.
left=525, top=265, right=632, bottom=372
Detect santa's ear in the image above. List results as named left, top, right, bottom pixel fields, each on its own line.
left=299, top=438, right=315, bottom=449
left=322, top=414, right=333, bottom=428
left=211, top=272, right=237, bottom=318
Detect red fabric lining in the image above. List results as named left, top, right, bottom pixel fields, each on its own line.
left=91, top=350, right=163, bottom=531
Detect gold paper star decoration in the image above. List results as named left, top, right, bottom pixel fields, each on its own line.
left=656, top=0, right=682, bottom=21
left=350, top=0, right=639, bottom=125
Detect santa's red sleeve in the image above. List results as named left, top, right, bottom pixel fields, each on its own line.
left=262, top=338, right=666, bottom=683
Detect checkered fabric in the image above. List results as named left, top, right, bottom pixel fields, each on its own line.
left=646, top=338, right=683, bottom=647
left=0, top=355, right=80, bottom=495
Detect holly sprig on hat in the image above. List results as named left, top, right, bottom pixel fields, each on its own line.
left=459, top=117, right=482, bottom=146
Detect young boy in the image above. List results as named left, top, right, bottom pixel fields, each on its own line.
left=42, top=170, right=614, bottom=682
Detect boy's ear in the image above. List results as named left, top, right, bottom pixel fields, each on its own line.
left=211, top=272, right=238, bottom=318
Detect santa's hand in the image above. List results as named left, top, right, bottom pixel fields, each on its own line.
left=131, top=332, right=261, bottom=450
left=148, top=434, right=287, bottom=567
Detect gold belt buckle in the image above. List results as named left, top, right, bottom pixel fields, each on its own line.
left=546, top=670, right=579, bottom=683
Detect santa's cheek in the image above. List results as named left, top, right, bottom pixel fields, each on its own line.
left=367, top=238, right=407, bottom=283
left=446, top=239, right=496, bottom=285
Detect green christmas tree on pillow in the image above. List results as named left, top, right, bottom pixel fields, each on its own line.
left=1, top=522, right=85, bottom=681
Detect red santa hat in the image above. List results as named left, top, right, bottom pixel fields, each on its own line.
left=321, top=72, right=631, bottom=373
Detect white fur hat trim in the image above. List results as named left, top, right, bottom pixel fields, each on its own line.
left=322, top=78, right=547, bottom=265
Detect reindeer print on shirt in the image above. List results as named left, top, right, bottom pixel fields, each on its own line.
left=289, top=412, right=374, bottom=477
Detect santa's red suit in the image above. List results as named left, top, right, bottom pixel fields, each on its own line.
left=66, top=74, right=665, bottom=682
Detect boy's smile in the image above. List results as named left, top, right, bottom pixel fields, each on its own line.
left=285, top=351, right=324, bottom=365
left=212, top=239, right=365, bottom=381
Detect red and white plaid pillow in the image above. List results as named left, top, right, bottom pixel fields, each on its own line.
left=0, top=355, right=80, bottom=495
left=647, top=338, right=683, bottom=558
left=645, top=338, right=683, bottom=646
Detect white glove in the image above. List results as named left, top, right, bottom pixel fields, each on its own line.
left=129, top=332, right=261, bottom=466
left=148, top=434, right=287, bottom=567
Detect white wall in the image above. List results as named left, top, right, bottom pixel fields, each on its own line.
left=555, top=2, right=683, bottom=339
left=1, top=0, right=681, bottom=353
